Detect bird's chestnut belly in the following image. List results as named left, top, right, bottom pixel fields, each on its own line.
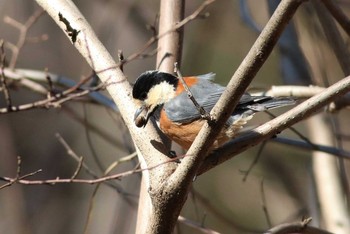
left=159, top=110, right=231, bottom=150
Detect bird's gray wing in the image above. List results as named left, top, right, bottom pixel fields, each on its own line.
left=164, top=78, right=225, bottom=123
left=164, top=76, right=291, bottom=124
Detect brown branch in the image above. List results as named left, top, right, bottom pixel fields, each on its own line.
left=241, top=141, right=266, bottom=182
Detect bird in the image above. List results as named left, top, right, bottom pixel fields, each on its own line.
left=132, top=70, right=294, bottom=150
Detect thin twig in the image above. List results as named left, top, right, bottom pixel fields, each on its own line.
left=265, top=111, right=315, bottom=146
left=82, top=105, right=106, bottom=174
left=0, top=156, right=42, bottom=190
left=70, top=156, right=84, bottom=180
left=264, top=217, right=333, bottom=234
left=4, top=9, right=45, bottom=68
left=55, top=133, right=101, bottom=179
left=83, top=151, right=138, bottom=234
left=241, top=141, right=267, bottom=182
left=0, top=154, right=186, bottom=186
left=0, top=75, right=106, bottom=114
left=174, top=63, right=212, bottom=121
left=261, top=179, right=272, bottom=228
left=191, top=188, right=255, bottom=232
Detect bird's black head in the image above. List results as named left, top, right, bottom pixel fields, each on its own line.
left=132, top=70, right=178, bottom=128
left=132, top=70, right=178, bottom=101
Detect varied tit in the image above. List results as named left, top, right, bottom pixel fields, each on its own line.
left=132, top=70, right=294, bottom=150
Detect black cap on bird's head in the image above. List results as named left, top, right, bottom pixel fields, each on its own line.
left=132, top=70, right=178, bottom=128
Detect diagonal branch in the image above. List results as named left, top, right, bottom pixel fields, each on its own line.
left=34, top=0, right=172, bottom=189
left=321, top=0, right=350, bottom=37
left=199, top=75, right=350, bottom=174
left=166, top=0, right=306, bottom=189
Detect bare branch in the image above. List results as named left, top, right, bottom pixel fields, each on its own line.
left=167, top=0, right=306, bottom=194
left=4, top=9, right=45, bottom=68
left=0, top=81, right=105, bottom=113
left=174, top=63, right=212, bottom=121
left=199, top=75, right=350, bottom=174
left=321, top=0, right=350, bottom=37
left=264, top=217, right=333, bottom=234
left=0, top=154, right=185, bottom=187
left=2, top=68, right=117, bottom=110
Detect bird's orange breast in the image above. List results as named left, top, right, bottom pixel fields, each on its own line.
left=159, top=108, right=234, bottom=150
left=159, top=109, right=203, bottom=150
left=175, top=76, right=198, bottom=95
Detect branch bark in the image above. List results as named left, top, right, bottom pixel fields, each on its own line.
left=33, top=2, right=177, bottom=233
left=156, top=0, right=184, bottom=72
left=166, top=0, right=306, bottom=195
left=144, top=0, right=305, bottom=233
left=199, top=75, right=350, bottom=174
left=137, top=0, right=184, bottom=233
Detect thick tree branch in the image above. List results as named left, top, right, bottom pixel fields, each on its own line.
left=140, top=1, right=305, bottom=233
left=166, top=0, right=306, bottom=190
left=199, top=75, right=350, bottom=174
left=34, top=0, right=172, bottom=194
left=156, top=0, right=184, bottom=72
left=137, top=0, right=184, bottom=233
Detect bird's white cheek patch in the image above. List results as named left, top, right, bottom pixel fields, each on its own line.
left=146, top=81, right=176, bottom=106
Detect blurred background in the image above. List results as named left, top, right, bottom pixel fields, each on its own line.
left=0, top=0, right=349, bottom=233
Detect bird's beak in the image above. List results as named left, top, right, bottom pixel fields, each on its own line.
left=134, top=104, right=150, bottom=128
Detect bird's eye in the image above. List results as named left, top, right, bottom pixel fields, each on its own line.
left=140, top=92, right=147, bottom=100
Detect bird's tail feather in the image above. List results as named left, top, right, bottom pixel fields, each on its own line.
left=247, top=97, right=295, bottom=112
